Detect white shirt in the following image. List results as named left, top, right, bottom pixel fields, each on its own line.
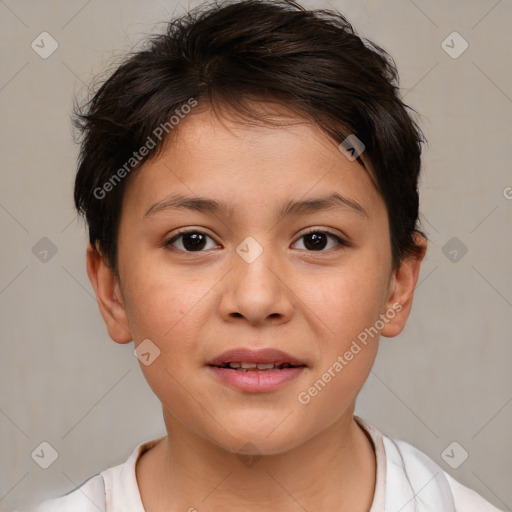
left=20, top=416, right=503, bottom=512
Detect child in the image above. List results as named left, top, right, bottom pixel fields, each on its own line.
left=22, top=0, right=503, bottom=510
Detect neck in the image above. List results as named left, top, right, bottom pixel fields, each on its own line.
left=136, top=410, right=376, bottom=512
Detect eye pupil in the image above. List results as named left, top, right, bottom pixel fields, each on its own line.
left=183, top=232, right=206, bottom=251
left=304, top=232, right=327, bottom=251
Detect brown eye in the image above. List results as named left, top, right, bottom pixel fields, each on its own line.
left=303, top=232, right=328, bottom=250
left=292, top=230, right=346, bottom=252
left=166, top=231, right=218, bottom=252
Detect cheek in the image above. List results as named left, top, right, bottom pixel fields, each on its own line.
left=302, top=260, right=389, bottom=345
left=121, top=254, right=210, bottom=350
left=123, top=264, right=214, bottom=414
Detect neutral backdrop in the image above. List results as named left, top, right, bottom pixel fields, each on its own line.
left=1, top=0, right=511, bottom=510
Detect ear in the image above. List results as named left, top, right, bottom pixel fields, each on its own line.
left=86, top=243, right=132, bottom=344
left=381, top=233, right=427, bottom=338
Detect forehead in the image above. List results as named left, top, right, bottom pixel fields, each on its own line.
left=122, top=106, right=385, bottom=221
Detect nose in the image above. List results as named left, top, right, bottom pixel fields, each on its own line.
left=217, top=243, right=295, bottom=327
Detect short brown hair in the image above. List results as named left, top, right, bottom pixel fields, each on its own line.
left=73, top=0, right=426, bottom=275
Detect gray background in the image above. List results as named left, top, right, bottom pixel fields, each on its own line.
left=0, top=0, right=511, bottom=510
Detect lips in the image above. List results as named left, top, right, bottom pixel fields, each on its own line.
left=206, top=347, right=307, bottom=369
left=206, top=347, right=307, bottom=392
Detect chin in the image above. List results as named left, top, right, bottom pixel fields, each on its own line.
left=206, top=418, right=311, bottom=457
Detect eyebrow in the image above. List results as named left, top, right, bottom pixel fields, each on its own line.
left=144, top=192, right=368, bottom=219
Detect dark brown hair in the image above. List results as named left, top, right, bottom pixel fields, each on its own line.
left=73, top=0, right=426, bottom=275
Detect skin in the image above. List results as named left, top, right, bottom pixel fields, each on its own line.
left=87, top=104, right=426, bottom=512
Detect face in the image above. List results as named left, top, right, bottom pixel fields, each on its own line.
left=88, top=105, right=423, bottom=455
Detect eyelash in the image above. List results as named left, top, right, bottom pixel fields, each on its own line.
left=165, top=227, right=349, bottom=253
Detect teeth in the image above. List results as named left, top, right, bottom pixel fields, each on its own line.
left=256, top=363, right=275, bottom=369
left=220, top=362, right=300, bottom=371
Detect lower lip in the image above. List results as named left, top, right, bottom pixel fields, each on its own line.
left=207, top=366, right=306, bottom=393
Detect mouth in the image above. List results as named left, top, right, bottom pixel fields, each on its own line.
left=209, top=361, right=305, bottom=371
left=206, top=347, right=307, bottom=370
left=206, top=348, right=307, bottom=392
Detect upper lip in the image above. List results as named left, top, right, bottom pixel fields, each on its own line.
left=207, top=348, right=307, bottom=366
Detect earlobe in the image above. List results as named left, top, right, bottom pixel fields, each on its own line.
left=381, top=233, right=427, bottom=338
left=86, top=243, right=132, bottom=344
